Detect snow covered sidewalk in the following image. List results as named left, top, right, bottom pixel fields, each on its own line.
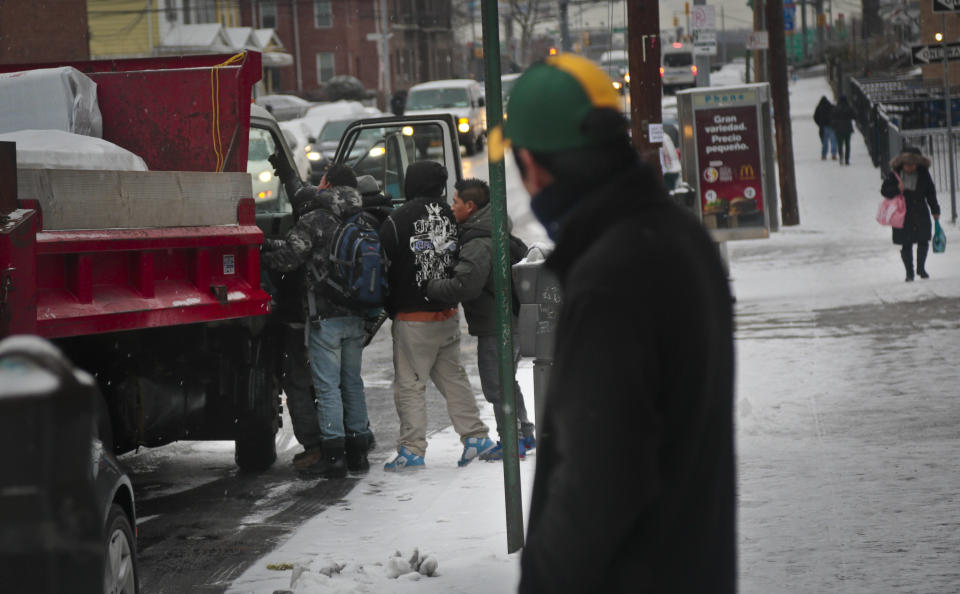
left=228, top=71, right=960, bottom=594
left=731, top=75, right=960, bottom=592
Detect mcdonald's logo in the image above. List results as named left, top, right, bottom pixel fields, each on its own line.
left=739, top=164, right=756, bottom=180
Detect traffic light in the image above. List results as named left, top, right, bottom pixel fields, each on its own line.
left=685, top=2, right=690, bottom=15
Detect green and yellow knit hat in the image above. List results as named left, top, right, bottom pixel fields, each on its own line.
left=489, top=53, right=623, bottom=162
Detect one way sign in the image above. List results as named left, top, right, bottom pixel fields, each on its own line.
left=911, top=43, right=960, bottom=65
left=933, top=0, right=960, bottom=12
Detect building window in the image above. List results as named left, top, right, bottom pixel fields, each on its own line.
left=165, top=0, right=178, bottom=23
left=316, top=52, right=335, bottom=83
left=314, top=0, right=332, bottom=28
left=260, top=1, right=277, bottom=28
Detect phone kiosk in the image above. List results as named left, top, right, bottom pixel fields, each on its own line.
left=676, top=83, right=778, bottom=241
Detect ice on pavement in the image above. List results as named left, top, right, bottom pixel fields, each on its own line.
left=228, top=66, right=960, bottom=593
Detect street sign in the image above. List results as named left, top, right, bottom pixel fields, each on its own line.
left=911, top=43, right=960, bottom=65
left=784, top=4, right=796, bottom=32
left=933, top=0, right=960, bottom=12
left=746, top=31, right=769, bottom=50
left=692, top=5, right=716, bottom=31
left=694, top=30, right=718, bottom=55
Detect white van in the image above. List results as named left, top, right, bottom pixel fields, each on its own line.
left=661, top=43, right=697, bottom=93
left=403, top=79, right=487, bottom=155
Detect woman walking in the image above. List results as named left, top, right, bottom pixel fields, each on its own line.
left=880, top=146, right=941, bottom=281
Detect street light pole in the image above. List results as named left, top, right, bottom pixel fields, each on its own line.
left=939, top=15, right=957, bottom=223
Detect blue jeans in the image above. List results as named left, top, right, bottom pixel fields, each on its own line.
left=821, top=126, right=837, bottom=158
left=308, top=316, right=369, bottom=442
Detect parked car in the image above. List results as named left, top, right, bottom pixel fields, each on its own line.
left=255, top=94, right=314, bottom=121
left=661, top=42, right=697, bottom=94
left=0, top=335, right=138, bottom=594
left=403, top=79, right=487, bottom=155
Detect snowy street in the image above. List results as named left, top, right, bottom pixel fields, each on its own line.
left=226, top=70, right=960, bottom=593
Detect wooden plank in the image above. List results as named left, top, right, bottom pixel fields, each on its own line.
left=16, top=169, right=252, bottom=230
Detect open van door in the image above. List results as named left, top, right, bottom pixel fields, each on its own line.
left=333, top=114, right=464, bottom=205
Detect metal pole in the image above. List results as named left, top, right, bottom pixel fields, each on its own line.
left=800, top=0, right=808, bottom=61
left=943, top=14, right=958, bottom=223
left=480, top=0, right=524, bottom=555
left=767, top=0, right=800, bottom=225
left=291, top=0, right=303, bottom=92
left=559, top=0, right=571, bottom=52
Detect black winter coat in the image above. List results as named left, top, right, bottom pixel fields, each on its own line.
left=519, top=162, right=736, bottom=594
left=881, top=166, right=940, bottom=245
left=379, top=196, right=459, bottom=315
left=814, top=97, right=834, bottom=129
left=831, top=100, right=856, bottom=135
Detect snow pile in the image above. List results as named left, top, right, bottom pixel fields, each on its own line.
left=0, top=66, right=102, bottom=137
left=0, top=129, right=147, bottom=171
left=227, top=368, right=535, bottom=594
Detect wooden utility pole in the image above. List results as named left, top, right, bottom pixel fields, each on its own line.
left=627, top=0, right=663, bottom=171
left=753, top=0, right=766, bottom=82
left=766, top=0, right=800, bottom=225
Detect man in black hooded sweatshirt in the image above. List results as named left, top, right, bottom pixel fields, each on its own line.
left=378, top=161, right=494, bottom=471
left=496, top=54, right=736, bottom=593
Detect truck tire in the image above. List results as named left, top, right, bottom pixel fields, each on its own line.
left=104, top=504, right=138, bottom=594
left=234, top=338, right=280, bottom=472
left=464, top=132, right=477, bottom=156
left=235, top=426, right=277, bottom=472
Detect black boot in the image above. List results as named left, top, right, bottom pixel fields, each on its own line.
left=345, top=434, right=371, bottom=473
left=917, top=242, right=930, bottom=279
left=303, top=439, right=347, bottom=478
left=901, top=244, right=915, bottom=282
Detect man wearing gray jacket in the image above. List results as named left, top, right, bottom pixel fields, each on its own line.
left=426, top=179, right=536, bottom=460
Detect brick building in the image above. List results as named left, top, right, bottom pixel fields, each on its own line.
left=0, top=1, right=90, bottom=65
left=240, top=0, right=455, bottom=100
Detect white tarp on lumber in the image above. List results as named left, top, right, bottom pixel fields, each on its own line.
left=0, top=67, right=103, bottom=137
left=0, top=129, right=147, bottom=171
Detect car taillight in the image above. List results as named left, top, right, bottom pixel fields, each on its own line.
left=691, top=65, right=698, bottom=76
left=659, top=66, right=665, bottom=77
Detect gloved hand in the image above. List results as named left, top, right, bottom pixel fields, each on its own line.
left=268, top=151, right=296, bottom=184
left=262, top=238, right=284, bottom=252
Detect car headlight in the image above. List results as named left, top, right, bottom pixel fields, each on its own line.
left=402, top=126, right=414, bottom=136
left=257, top=189, right=273, bottom=200
left=369, top=146, right=386, bottom=157
left=258, top=170, right=273, bottom=183
left=458, top=118, right=470, bottom=134
left=624, top=73, right=630, bottom=84
left=307, top=151, right=322, bottom=161
left=612, top=81, right=622, bottom=90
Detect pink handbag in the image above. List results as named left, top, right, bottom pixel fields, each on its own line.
left=877, top=172, right=906, bottom=228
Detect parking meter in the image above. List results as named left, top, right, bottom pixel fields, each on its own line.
left=513, top=246, right=563, bottom=439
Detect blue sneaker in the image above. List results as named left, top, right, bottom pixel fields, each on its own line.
left=480, top=440, right=527, bottom=461
left=458, top=436, right=496, bottom=467
left=521, top=434, right=536, bottom=453
left=384, top=446, right=425, bottom=472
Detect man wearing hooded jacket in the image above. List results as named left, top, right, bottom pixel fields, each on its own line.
left=261, top=164, right=375, bottom=478
left=378, top=161, right=494, bottom=470
left=494, top=55, right=736, bottom=592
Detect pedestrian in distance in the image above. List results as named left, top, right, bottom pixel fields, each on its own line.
left=261, top=164, right=377, bottom=478
left=490, top=53, right=736, bottom=592
left=832, top=94, right=856, bottom=165
left=881, top=146, right=941, bottom=282
left=814, top=95, right=837, bottom=161
left=424, top=178, right=536, bottom=461
left=378, top=161, right=495, bottom=471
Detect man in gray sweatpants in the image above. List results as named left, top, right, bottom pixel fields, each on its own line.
left=379, top=161, right=494, bottom=471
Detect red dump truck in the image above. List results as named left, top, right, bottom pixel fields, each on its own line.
left=0, top=52, right=290, bottom=471
left=0, top=50, right=466, bottom=472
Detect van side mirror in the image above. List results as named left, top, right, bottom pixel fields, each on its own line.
left=477, top=97, right=485, bottom=108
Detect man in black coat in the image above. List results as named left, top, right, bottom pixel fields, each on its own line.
left=378, top=161, right=494, bottom=470
left=494, top=53, right=736, bottom=593
left=831, top=95, right=856, bottom=165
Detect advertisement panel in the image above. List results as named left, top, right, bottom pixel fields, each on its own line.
left=694, top=103, right=765, bottom=232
